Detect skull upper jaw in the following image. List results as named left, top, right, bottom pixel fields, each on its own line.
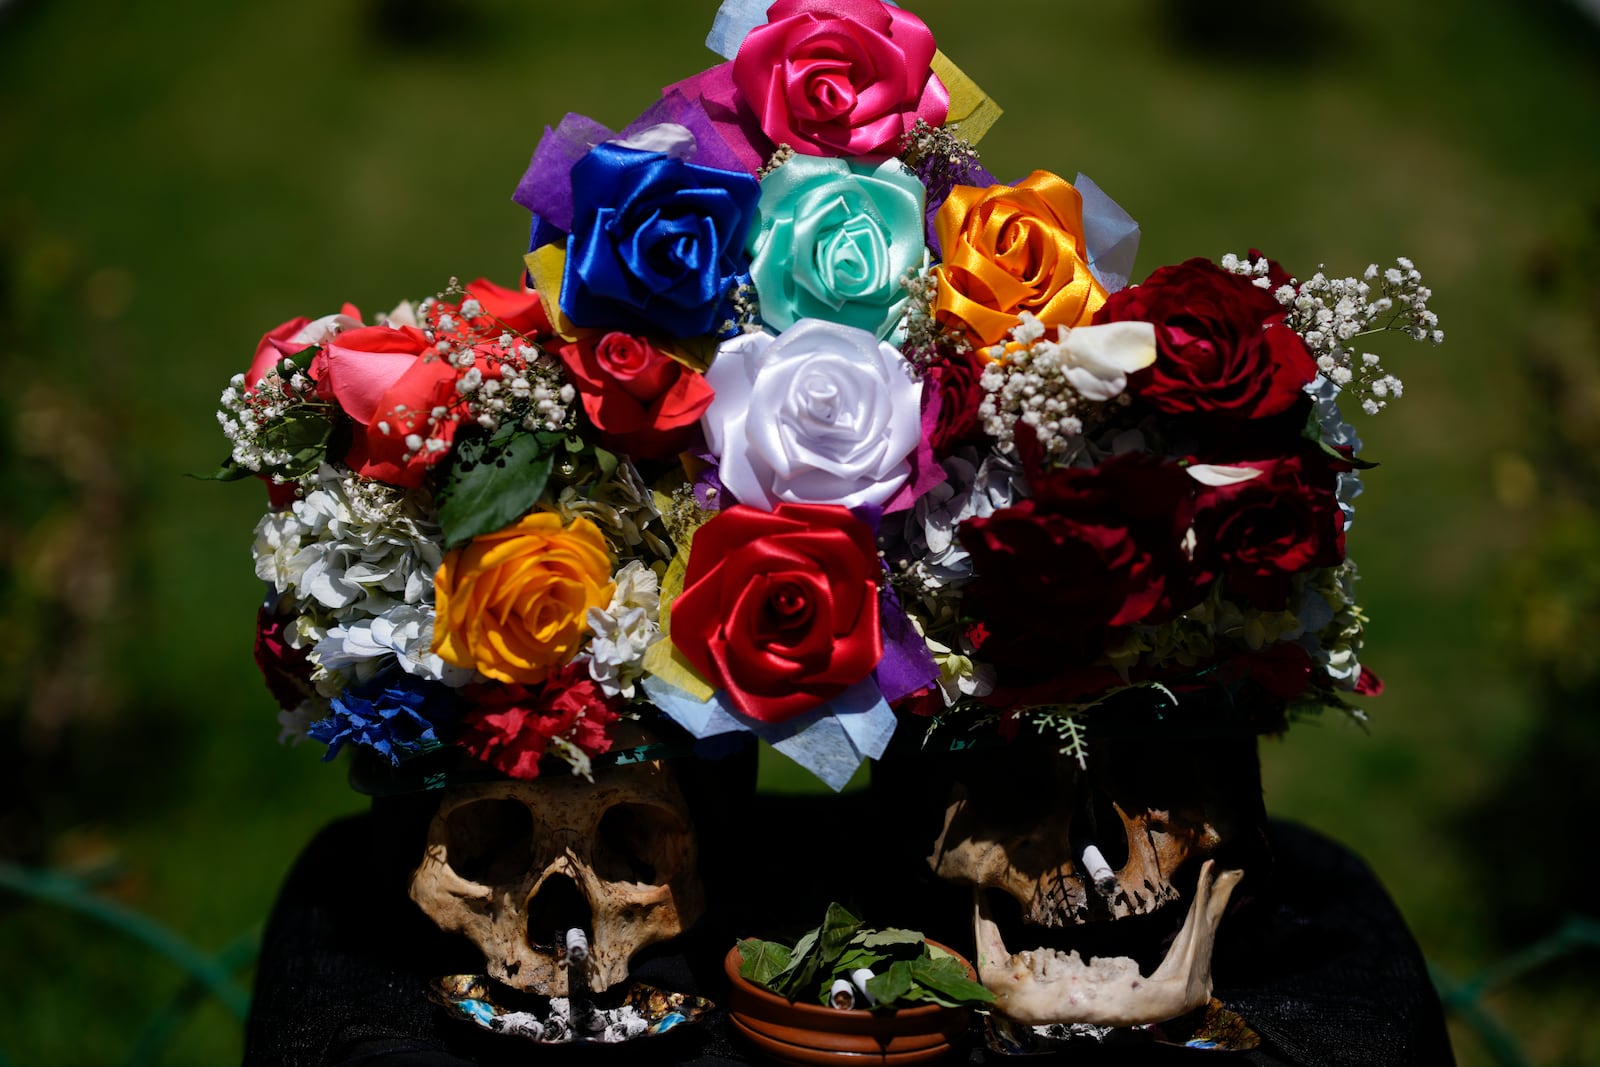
left=408, top=761, right=704, bottom=997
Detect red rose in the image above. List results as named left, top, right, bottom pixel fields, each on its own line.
left=731, top=0, right=949, bottom=158
left=1096, top=258, right=1316, bottom=419
left=1190, top=452, right=1347, bottom=610
left=558, top=332, right=714, bottom=459
left=463, top=277, right=551, bottom=338
left=456, top=664, right=621, bottom=780
left=244, top=304, right=361, bottom=390
left=959, top=453, right=1200, bottom=671
left=313, top=324, right=500, bottom=487
left=254, top=608, right=314, bottom=710
left=922, top=348, right=987, bottom=455
left=671, top=503, right=883, bottom=723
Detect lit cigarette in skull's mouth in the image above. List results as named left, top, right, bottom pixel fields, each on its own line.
left=1079, top=843, right=1118, bottom=898
left=565, top=927, right=590, bottom=965
left=973, top=859, right=1242, bottom=1028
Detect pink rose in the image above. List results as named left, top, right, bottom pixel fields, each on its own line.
left=313, top=325, right=500, bottom=487
left=730, top=0, right=949, bottom=159
left=244, top=304, right=361, bottom=391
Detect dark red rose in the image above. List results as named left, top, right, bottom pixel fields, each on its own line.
left=959, top=453, right=1201, bottom=670
left=455, top=663, right=621, bottom=780
left=671, top=503, right=882, bottom=723
left=1095, top=258, right=1316, bottom=419
left=922, top=348, right=988, bottom=455
left=1190, top=451, right=1347, bottom=610
left=254, top=608, right=314, bottom=710
left=559, top=332, right=714, bottom=459
left=1228, top=641, right=1316, bottom=701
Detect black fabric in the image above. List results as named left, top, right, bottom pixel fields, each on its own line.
left=244, top=793, right=1453, bottom=1066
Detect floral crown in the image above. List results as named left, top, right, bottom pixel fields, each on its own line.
left=219, top=0, right=1441, bottom=791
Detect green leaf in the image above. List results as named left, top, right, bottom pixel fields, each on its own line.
left=907, top=954, right=995, bottom=1006
left=766, top=928, right=819, bottom=997
left=1319, top=438, right=1379, bottom=470
left=832, top=946, right=888, bottom=975
left=857, top=928, right=924, bottom=950
left=436, top=428, right=556, bottom=547
left=1302, top=403, right=1379, bottom=469
left=864, top=960, right=916, bottom=1006
left=737, top=938, right=792, bottom=986
left=817, top=903, right=864, bottom=963
left=191, top=459, right=254, bottom=483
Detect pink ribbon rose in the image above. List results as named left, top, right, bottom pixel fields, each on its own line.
left=313, top=325, right=499, bottom=488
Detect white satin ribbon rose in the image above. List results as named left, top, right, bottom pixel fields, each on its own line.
left=702, top=318, right=922, bottom=511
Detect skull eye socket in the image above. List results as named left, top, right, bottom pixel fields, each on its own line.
left=593, top=802, right=686, bottom=886
left=443, top=797, right=537, bottom=884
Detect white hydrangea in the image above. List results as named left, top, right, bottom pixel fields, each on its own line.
left=585, top=561, right=662, bottom=698
left=313, top=604, right=475, bottom=688
left=902, top=449, right=1021, bottom=589
left=249, top=463, right=452, bottom=686
left=276, top=700, right=323, bottom=745
left=251, top=464, right=444, bottom=614
left=1304, top=374, right=1366, bottom=529
left=923, top=633, right=996, bottom=706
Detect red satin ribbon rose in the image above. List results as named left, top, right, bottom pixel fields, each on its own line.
left=671, top=503, right=883, bottom=724
left=558, top=332, right=713, bottom=460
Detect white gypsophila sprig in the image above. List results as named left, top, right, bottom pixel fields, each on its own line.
left=977, top=313, right=1151, bottom=460
left=897, top=265, right=966, bottom=370
left=1221, top=252, right=1441, bottom=416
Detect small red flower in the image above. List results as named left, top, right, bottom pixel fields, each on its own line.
left=456, top=664, right=621, bottom=780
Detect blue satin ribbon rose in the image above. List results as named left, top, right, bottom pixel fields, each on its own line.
left=561, top=142, right=760, bottom=338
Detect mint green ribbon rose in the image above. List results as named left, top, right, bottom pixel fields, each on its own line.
left=748, top=156, right=926, bottom=340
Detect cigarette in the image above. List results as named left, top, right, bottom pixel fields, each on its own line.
left=828, top=979, right=856, bottom=1010
left=1081, top=843, right=1118, bottom=897
left=849, top=968, right=877, bottom=1006
left=566, top=927, right=590, bottom=964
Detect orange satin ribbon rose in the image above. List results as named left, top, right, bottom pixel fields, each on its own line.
left=432, top=513, right=615, bottom=685
left=933, top=170, right=1107, bottom=347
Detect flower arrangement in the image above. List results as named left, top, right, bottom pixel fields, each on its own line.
left=218, top=0, right=1441, bottom=790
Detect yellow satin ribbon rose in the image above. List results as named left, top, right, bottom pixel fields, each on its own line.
left=933, top=170, right=1107, bottom=347
left=432, top=512, right=615, bottom=685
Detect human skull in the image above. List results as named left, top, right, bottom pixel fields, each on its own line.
left=409, top=758, right=703, bottom=996
left=927, top=734, right=1262, bottom=1027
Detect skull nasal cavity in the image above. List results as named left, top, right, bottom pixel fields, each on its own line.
left=526, top=873, right=592, bottom=951
left=594, top=803, right=684, bottom=886
left=444, top=798, right=537, bottom=884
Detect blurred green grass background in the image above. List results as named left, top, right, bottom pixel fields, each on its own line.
left=2, top=0, right=1598, bottom=1062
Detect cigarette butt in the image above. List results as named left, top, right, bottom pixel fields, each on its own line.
left=828, top=979, right=856, bottom=1010
left=1081, top=843, right=1118, bottom=897
left=849, top=968, right=877, bottom=1006
left=566, top=927, right=590, bottom=963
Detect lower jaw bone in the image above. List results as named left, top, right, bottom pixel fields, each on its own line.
left=973, top=859, right=1243, bottom=1028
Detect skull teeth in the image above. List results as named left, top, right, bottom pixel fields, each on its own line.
left=973, top=859, right=1243, bottom=1028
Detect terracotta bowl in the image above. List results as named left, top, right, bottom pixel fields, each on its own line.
left=723, top=942, right=976, bottom=1066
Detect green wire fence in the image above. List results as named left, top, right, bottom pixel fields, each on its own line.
left=0, top=861, right=258, bottom=1067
